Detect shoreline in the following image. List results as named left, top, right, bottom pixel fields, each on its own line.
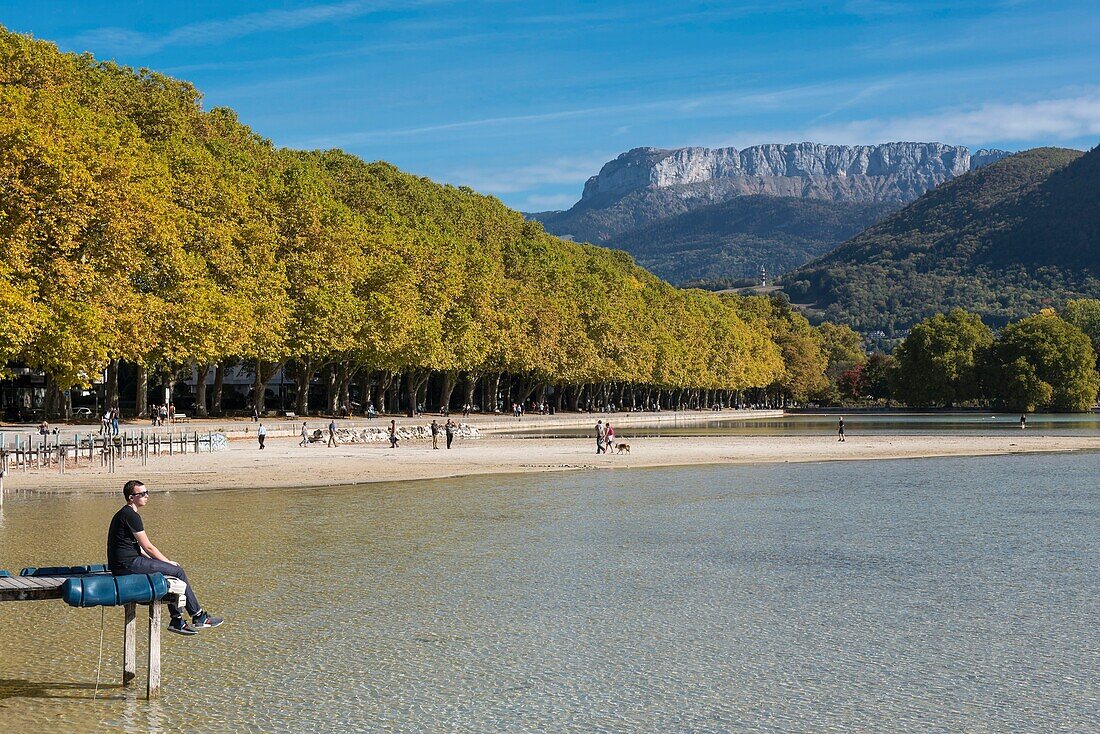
left=1, top=418, right=1096, bottom=495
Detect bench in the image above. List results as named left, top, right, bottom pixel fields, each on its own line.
left=284, top=411, right=297, bottom=420
left=172, top=413, right=189, bottom=423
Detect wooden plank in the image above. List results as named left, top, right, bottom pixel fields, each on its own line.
left=147, top=603, right=161, bottom=700
left=0, top=576, right=65, bottom=601
left=0, top=576, right=65, bottom=589
left=0, top=585, right=64, bottom=601
left=123, top=603, right=136, bottom=686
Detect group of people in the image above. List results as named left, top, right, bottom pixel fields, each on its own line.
left=594, top=419, right=618, bottom=453
left=276, top=417, right=461, bottom=450
left=427, top=418, right=458, bottom=449
left=101, top=409, right=120, bottom=435
left=149, top=404, right=174, bottom=427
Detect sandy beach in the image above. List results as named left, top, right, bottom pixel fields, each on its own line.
left=2, top=411, right=1097, bottom=494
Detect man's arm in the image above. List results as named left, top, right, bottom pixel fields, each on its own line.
left=133, top=530, right=176, bottom=565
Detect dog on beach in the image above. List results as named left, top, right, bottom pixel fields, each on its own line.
left=615, top=443, right=630, bottom=454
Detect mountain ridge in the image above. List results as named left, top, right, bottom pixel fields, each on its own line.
left=782, top=146, right=1099, bottom=334
left=527, top=142, right=1011, bottom=285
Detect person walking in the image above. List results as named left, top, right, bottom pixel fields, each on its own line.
left=445, top=418, right=455, bottom=449
left=1020, top=414, right=1027, bottom=429
left=257, top=422, right=267, bottom=450
left=108, top=480, right=224, bottom=636
left=112, top=410, right=120, bottom=436
left=431, top=419, right=440, bottom=449
left=837, top=416, right=846, bottom=442
left=606, top=422, right=615, bottom=451
left=595, top=419, right=607, bottom=454
left=299, top=421, right=309, bottom=447
left=389, top=419, right=399, bottom=449
left=327, top=419, right=338, bottom=447
left=251, top=405, right=259, bottom=422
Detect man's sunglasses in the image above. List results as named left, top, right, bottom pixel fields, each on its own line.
left=131, top=491, right=149, bottom=498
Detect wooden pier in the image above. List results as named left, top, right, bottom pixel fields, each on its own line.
left=0, top=575, right=166, bottom=699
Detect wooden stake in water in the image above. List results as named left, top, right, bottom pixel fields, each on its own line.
left=147, top=603, right=161, bottom=700
left=123, top=603, right=136, bottom=686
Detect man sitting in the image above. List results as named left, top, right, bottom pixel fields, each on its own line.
left=107, top=480, right=225, bottom=636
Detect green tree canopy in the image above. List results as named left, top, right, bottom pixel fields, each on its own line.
left=986, top=311, right=1098, bottom=412
left=893, top=308, right=993, bottom=407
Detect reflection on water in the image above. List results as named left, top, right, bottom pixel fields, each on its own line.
left=504, top=411, right=1100, bottom=438
left=0, top=454, right=1097, bottom=732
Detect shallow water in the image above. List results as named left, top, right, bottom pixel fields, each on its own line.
left=505, top=411, right=1100, bottom=438
left=0, top=454, right=1097, bottom=732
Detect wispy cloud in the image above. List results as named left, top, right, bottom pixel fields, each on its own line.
left=71, top=1, right=432, bottom=55
left=517, top=193, right=577, bottom=211
left=293, top=78, right=890, bottom=148
left=443, top=154, right=610, bottom=196
left=803, top=89, right=1100, bottom=145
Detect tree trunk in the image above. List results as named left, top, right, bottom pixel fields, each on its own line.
left=463, top=372, right=480, bottom=409
left=405, top=370, right=429, bottom=416
left=194, top=364, right=211, bottom=417
left=252, top=360, right=284, bottom=414
left=252, top=362, right=264, bottom=414
left=439, top=371, right=457, bottom=413
left=487, top=373, right=502, bottom=413
left=295, top=360, right=314, bottom=415
left=567, top=384, right=580, bottom=411
left=387, top=375, right=400, bottom=415
left=325, top=364, right=339, bottom=415
left=106, top=358, right=120, bottom=412
left=375, top=373, right=391, bottom=414
left=135, top=364, right=149, bottom=418
left=337, top=364, right=354, bottom=415
left=212, top=363, right=224, bottom=416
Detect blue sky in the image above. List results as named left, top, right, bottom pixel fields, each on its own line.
left=4, top=1, right=1099, bottom=211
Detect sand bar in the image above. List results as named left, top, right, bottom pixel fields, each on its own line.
left=1, top=411, right=1096, bottom=495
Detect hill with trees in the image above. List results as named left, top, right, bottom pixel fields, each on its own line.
left=609, top=195, right=897, bottom=285
left=782, top=147, right=1100, bottom=335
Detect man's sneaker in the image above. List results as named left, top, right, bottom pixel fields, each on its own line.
left=192, top=611, right=224, bottom=629
left=167, top=617, right=198, bottom=636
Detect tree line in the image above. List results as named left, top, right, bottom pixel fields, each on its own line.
left=826, top=302, right=1100, bottom=412
left=0, top=28, right=836, bottom=418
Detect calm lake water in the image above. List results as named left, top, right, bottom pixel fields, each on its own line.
left=505, top=411, right=1100, bottom=438
left=0, top=454, right=1097, bottom=732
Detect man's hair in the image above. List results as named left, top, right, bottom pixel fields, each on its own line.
left=122, top=480, right=145, bottom=498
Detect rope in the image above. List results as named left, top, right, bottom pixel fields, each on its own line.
left=92, top=605, right=105, bottom=701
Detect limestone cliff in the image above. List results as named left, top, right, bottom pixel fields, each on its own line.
left=578, top=142, right=1002, bottom=207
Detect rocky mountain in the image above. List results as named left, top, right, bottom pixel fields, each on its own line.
left=528, top=142, right=1010, bottom=284
left=782, top=146, right=1099, bottom=335
left=611, top=195, right=897, bottom=288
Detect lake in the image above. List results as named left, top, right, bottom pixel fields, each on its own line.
left=502, top=411, right=1100, bottom=439
left=0, top=453, right=1097, bottom=732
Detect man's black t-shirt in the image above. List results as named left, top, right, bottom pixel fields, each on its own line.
left=107, top=505, right=144, bottom=572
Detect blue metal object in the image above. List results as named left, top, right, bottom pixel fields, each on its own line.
left=62, top=573, right=169, bottom=607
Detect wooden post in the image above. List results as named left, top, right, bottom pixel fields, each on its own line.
left=123, top=603, right=137, bottom=686
left=147, top=603, right=161, bottom=700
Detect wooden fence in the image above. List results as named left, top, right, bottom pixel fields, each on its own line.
left=0, top=430, right=223, bottom=476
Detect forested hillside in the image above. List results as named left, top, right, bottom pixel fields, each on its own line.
left=783, top=147, right=1099, bottom=335
left=609, top=196, right=898, bottom=285
left=0, top=27, right=822, bottom=417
